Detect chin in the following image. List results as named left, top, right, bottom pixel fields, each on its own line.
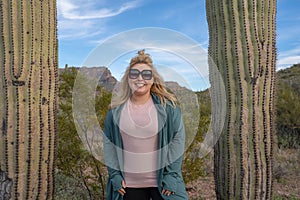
left=133, top=88, right=150, bottom=95
left=134, top=90, right=147, bottom=95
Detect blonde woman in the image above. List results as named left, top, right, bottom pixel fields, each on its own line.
left=103, top=50, right=188, bottom=200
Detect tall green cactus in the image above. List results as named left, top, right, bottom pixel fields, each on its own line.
left=206, top=0, right=276, bottom=199
left=0, top=0, right=58, bottom=199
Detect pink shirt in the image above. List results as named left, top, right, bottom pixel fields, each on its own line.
left=119, top=97, right=159, bottom=188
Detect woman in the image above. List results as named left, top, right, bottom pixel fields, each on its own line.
left=103, top=50, right=188, bottom=200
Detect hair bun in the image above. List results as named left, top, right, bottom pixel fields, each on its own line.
left=130, top=49, right=153, bottom=66
left=138, top=49, right=145, bottom=55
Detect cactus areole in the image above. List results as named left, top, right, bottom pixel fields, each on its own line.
left=206, top=0, right=276, bottom=199
left=0, top=0, right=58, bottom=199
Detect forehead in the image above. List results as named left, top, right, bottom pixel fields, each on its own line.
left=131, top=63, right=152, bottom=71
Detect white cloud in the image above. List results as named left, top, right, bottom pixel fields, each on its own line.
left=277, top=46, right=300, bottom=64
left=57, top=18, right=106, bottom=39
left=277, top=46, right=300, bottom=69
left=278, top=56, right=300, bottom=65
left=58, top=0, right=141, bottom=20
left=92, top=29, right=211, bottom=91
left=83, top=28, right=211, bottom=83
left=278, top=46, right=300, bottom=58
left=57, top=0, right=141, bottom=39
left=277, top=55, right=300, bottom=71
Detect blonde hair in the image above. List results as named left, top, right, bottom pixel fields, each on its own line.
left=110, top=50, right=178, bottom=109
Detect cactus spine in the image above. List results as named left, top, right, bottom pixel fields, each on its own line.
left=0, top=0, right=58, bottom=199
left=206, top=0, right=276, bottom=199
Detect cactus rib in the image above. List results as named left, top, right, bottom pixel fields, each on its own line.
left=0, top=0, right=57, bottom=199
left=207, top=0, right=276, bottom=199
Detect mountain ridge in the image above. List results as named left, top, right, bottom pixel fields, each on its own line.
left=59, top=66, right=190, bottom=92
left=59, top=63, right=300, bottom=94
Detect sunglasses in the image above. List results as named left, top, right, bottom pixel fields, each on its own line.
left=129, top=69, right=153, bottom=80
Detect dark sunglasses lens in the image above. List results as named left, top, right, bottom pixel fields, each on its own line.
left=141, top=70, right=152, bottom=80
left=129, top=69, right=139, bottom=79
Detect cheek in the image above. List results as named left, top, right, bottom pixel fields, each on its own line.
left=128, top=79, right=135, bottom=89
left=147, top=80, right=154, bottom=88
left=148, top=78, right=154, bottom=85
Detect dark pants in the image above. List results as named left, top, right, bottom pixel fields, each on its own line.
left=123, top=187, right=164, bottom=200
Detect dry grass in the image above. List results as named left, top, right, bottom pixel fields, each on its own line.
left=186, top=149, right=300, bottom=199
left=273, top=148, right=300, bottom=199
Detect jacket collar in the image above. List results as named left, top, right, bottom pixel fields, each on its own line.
left=112, top=92, right=167, bottom=126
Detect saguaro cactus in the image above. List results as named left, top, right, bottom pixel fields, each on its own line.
left=206, top=0, right=276, bottom=199
left=0, top=0, right=58, bottom=199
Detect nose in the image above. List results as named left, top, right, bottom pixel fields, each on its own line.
left=137, top=73, right=143, bottom=80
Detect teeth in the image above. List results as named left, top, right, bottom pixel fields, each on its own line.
left=136, top=83, right=145, bottom=87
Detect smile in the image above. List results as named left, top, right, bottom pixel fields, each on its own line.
left=135, top=83, right=146, bottom=87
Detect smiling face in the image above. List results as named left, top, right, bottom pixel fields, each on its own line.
left=128, top=63, right=154, bottom=97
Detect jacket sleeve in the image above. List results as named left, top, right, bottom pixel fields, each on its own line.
left=103, top=110, right=123, bottom=192
left=162, top=106, right=185, bottom=192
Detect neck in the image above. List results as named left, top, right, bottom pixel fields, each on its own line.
left=130, top=92, right=151, bottom=105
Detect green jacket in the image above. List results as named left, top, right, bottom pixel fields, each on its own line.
left=103, top=93, right=188, bottom=200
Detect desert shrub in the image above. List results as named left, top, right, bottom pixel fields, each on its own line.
left=276, top=81, right=300, bottom=149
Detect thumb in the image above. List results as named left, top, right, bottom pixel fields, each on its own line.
left=122, top=180, right=126, bottom=188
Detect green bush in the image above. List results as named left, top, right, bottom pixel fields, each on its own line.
left=57, top=68, right=110, bottom=199
left=276, top=81, right=300, bottom=148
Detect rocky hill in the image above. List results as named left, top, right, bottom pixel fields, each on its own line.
left=59, top=66, right=190, bottom=92
left=277, top=63, right=300, bottom=96
left=59, top=66, right=117, bottom=91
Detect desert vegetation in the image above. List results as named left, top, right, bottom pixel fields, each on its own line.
left=55, top=64, right=300, bottom=199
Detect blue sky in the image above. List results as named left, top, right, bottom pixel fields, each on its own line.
left=57, top=0, right=300, bottom=91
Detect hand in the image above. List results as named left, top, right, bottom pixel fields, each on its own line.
left=162, top=188, right=175, bottom=196
left=117, top=180, right=126, bottom=196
